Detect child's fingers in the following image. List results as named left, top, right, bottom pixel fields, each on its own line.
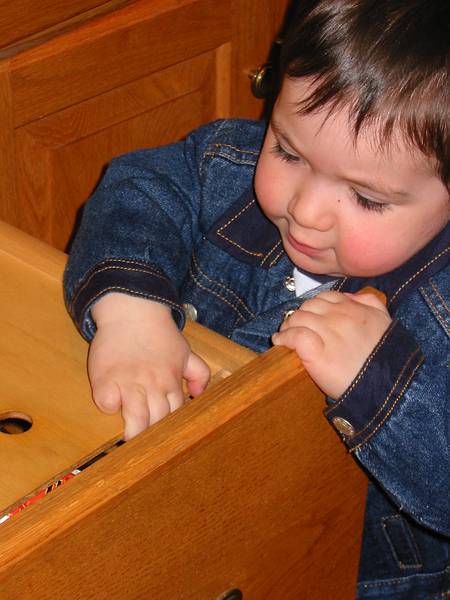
left=345, top=291, right=388, bottom=311
left=279, top=306, right=326, bottom=333
left=167, top=389, right=185, bottom=413
left=278, top=293, right=347, bottom=332
left=91, top=379, right=122, bottom=414
left=122, top=382, right=185, bottom=438
left=147, top=390, right=173, bottom=425
left=272, top=326, right=324, bottom=363
left=184, top=351, right=211, bottom=397
left=308, top=290, right=346, bottom=304
left=120, top=383, right=151, bottom=440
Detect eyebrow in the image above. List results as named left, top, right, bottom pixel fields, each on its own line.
left=348, top=177, right=410, bottom=199
left=271, top=120, right=300, bottom=153
left=271, top=119, right=410, bottom=199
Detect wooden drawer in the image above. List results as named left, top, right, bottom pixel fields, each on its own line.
left=0, top=222, right=366, bottom=599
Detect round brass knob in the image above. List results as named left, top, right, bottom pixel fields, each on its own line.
left=248, top=63, right=273, bottom=99
left=216, top=589, right=243, bottom=600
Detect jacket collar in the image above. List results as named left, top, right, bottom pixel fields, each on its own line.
left=207, top=187, right=283, bottom=268
left=208, top=186, right=449, bottom=308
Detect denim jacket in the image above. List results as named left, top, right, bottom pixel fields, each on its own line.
left=64, top=119, right=450, bottom=598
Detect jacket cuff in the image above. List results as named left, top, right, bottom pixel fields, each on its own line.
left=67, top=259, right=185, bottom=340
left=324, top=320, right=425, bottom=450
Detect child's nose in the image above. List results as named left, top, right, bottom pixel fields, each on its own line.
left=288, top=181, right=335, bottom=232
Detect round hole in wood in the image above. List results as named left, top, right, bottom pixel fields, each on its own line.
left=0, top=411, right=33, bottom=434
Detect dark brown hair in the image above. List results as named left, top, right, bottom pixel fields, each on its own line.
left=280, top=0, right=449, bottom=184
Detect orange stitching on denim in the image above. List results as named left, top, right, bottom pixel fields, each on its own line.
left=215, top=199, right=283, bottom=264
left=351, top=355, right=424, bottom=451
left=216, top=200, right=264, bottom=258
left=208, top=142, right=260, bottom=155
left=268, top=248, right=284, bottom=268
left=191, top=254, right=255, bottom=317
left=325, top=322, right=396, bottom=413
left=359, top=574, right=432, bottom=589
left=72, top=263, right=168, bottom=305
left=334, top=278, right=348, bottom=292
left=390, top=246, right=449, bottom=303
left=430, top=279, right=450, bottom=313
left=203, top=151, right=257, bottom=166
left=421, top=286, right=450, bottom=335
left=351, top=347, right=421, bottom=439
left=71, top=261, right=170, bottom=309
left=189, top=265, right=249, bottom=321
left=381, top=515, right=422, bottom=569
left=260, top=240, right=282, bottom=266
left=86, top=287, right=181, bottom=313
left=232, top=313, right=244, bottom=329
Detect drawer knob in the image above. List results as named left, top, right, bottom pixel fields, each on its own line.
left=216, top=589, right=243, bottom=600
left=249, top=63, right=273, bottom=99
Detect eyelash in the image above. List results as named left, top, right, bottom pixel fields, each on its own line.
left=352, top=191, right=390, bottom=213
left=270, top=141, right=390, bottom=214
left=270, top=142, right=299, bottom=163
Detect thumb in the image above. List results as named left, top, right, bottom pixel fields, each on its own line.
left=345, top=291, right=387, bottom=311
left=91, top=379, right=122, bottom=414
left=183, top=351, right=211, bottom=397
left=273, top=326, right=324, bottom=364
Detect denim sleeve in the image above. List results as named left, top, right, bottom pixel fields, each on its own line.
left=325, top=317, right=450, bottom=536
left=64, top=120, right=229, bottom=339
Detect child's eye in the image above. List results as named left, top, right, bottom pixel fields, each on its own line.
left=353, top=190, right=390, bottom=213
left=270, top=143, right=299, bottom=163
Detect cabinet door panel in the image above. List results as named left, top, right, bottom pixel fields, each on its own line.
left=15, top=51, right=223, bottom=249
left=0, top=0, right=288, bottom=248
left=0, top=1, right=134, bottom=53
left=11, top=0, right=230, bottom=127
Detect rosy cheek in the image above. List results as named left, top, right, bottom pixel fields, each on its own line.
left=337, top=231, right=403, bottom=276
left=255, top=167, right=281, bottom=218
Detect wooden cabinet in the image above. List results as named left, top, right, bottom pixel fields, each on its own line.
left=0, top=0, right=289, bottom=250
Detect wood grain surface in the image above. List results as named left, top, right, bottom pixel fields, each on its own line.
left=0, top=221, right=366, bottom=598
left=0, top=221, right=255, bottom=512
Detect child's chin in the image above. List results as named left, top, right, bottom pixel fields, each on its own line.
left=290, top=252, right=337, bottom=277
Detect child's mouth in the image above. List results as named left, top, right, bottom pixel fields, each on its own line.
left=287, top=233, right=325, bottom=257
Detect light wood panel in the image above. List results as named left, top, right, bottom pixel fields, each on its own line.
left=0, top=221, right=254, bottom=512
left=0, top=225, right=121, bottom=510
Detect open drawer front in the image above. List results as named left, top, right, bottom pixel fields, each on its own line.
left=0, top=222, right=367, bottom=599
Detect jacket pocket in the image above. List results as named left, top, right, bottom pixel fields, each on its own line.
left=381, top=514, right=423, bottom=570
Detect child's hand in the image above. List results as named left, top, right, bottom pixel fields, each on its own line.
left=89, top=293, right=210, bottom=440
left=272, top=290, right=391, bottom=399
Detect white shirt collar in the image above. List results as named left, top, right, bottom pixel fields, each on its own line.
left=293, top=267, right=324, bottom=297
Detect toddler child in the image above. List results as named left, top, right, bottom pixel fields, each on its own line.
left=64, top=0, right=449, bottom=597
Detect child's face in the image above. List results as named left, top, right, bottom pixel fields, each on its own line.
left=255, top=78, right=449, bottom=277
